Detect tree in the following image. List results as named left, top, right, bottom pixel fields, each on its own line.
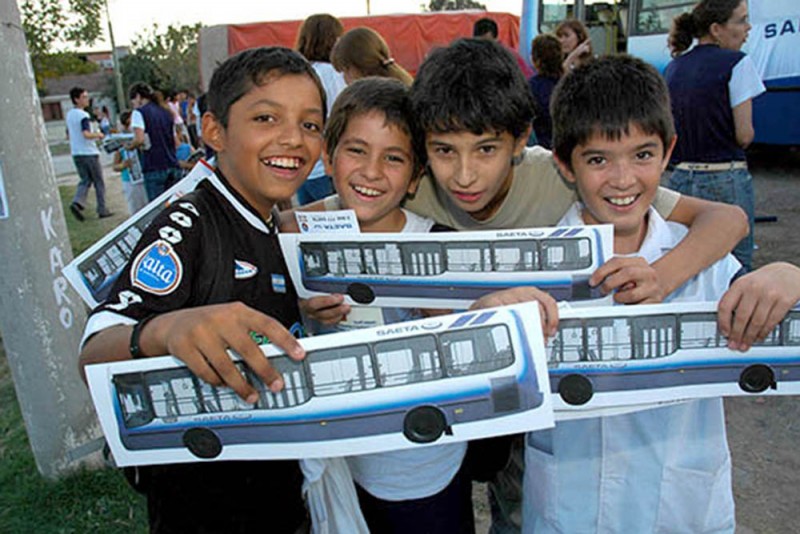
left=21, top=0, right=105, bottom=91
left=121, top=23, right=202, bottom=95
left=426, top=0, right=486, bottom=11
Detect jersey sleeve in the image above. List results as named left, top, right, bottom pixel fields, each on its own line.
left=80, top=117, right=92, bottom=132
left=131, top=109, right=146, bottom=131
left=652, top=186, right=680, bottom=219
left=729, top=55, right=766, bottom=108
left=82, top=197, right=207, bottom=345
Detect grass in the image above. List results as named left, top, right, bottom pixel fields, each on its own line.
left=0, top=181, right=148, bottom=533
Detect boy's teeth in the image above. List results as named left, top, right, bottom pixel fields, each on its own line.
left=353, top=185, right=382, bottom=197
left=264, top=157, right=300, bottom=169
left=608, top=195, right=636, bottom=206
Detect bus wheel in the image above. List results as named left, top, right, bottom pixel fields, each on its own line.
left=403, top=406, right=447, bottom=444
left=558, top=374, right=594, bottom=406
left=183, top=427, right=223, bottom=459
left=739, top=364, right=776, bottom=393
left=347, top=283, right=375, bottom=304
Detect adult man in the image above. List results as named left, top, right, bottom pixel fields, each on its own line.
left=128, top=82, right=180, bottom=201
left=473, top=18, right=535, bottom=79
left=66, top=87, right=112, bottom=220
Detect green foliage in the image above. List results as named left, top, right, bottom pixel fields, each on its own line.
left=122, top=23, right=202, bottom=95
left=426, top=0, right=487, bottom=11
left=35, top=52, right=100, bottom=91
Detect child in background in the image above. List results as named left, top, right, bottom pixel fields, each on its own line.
left=528, top=34, right=563, bottom=149
left=79, top=47, right=326, bottom=533
left=113, top=111, right=148, bottom=215
left=294, top=77, right=473, bottom=533
left=523, top=54, right=740, bottom=533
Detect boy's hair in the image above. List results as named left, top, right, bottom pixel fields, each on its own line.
left=295, top=13, right=344, bottom=62
left=473, top=18, right=498, bottom=39
left=128, top=82, right=155, bottom=102
left=330, top=27, right=413, bottom=87
left=324, top=77, right=425, bottom=176
left=531, top=34, right=563, bottom=78
left=410, top=38, right=534, bottom=139
left=207, top=47, right=326, bottom=129
left=551, top=54, right=675, bottom=168
left=69, top=87, right=85, bottom=104
left=119, top=110, right=132, bottom=127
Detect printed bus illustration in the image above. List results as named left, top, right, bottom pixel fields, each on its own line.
left=92, top=303, right=549, bottom=463
left=280, top=225, right=612, bottom=308
left=547, top=302, right=800, bottom=410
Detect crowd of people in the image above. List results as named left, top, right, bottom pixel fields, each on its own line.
left=74, top=2, right=800, bottom=533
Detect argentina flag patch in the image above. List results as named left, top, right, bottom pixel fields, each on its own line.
left=271, top=274, right=286, bottom=294
left=130, top=240, right=183, bottom=295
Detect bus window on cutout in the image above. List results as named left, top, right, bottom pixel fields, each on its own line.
left=374, top=335, right=442, bottom=386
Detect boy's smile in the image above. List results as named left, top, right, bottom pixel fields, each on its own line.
left=328, top=110, right=417, bottom=232
left=426, top=130, right=526, bottom=221
left=556, top=125, right=676, bottom=254
left=205, top=73, right=324, bottom=221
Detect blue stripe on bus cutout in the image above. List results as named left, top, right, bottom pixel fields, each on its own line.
left=549, top=228, right=568, bottom=237
left=592, top=227, right=606, bottom=265
left=449, top=314, right=476, bottom=328
left=565, top=228, right=582, bottom=237
left=549, top=355, right=800, bottom=376
left=471, top=311, right=497, bottom=326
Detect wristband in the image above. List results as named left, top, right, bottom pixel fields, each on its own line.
left=129, top=315, right=157, bottom=359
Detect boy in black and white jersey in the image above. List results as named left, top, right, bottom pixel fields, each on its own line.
left=79, top=47, right=327, bottom=533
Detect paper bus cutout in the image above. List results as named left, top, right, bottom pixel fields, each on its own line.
left=86, top=302, right=554, bottom=466
left=548, top=301, right=800, bottom=418
left=279, top=225, right=614, bottom=309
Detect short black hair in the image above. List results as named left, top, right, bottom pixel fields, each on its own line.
left=69, top=87, right=86, bottom=104
left=119, top=110, right=132, bottom=127
left=325, top=77, right=425, bottom=176
left=206, top=47, right=326, bottom=128
left=410, top=38, right=534, bottom=140
left=473, top=18, right=498, bottom=38
left=551, top=54, right=675, bottom=168
left=128, top=82, right=155, bottom=102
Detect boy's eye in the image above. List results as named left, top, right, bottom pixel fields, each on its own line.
left=303, top=121, right=322, bottom=133
left=586, top=156, right=606, bottom=165
left=478, top=145, right=497, bottom=155
left=432, top=146, right=453, bottom=156
left=635, top=150, right=654, bottom=161
left=386, top=154, right=407, bottom=164
left=346, top=146, right=366, bottom=156
left=254, top=114, right=275, bottom=123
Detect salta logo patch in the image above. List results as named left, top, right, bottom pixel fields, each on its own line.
left=130, top=239, right=183, bottom=295
left=234, top=259, right=258, bottom=280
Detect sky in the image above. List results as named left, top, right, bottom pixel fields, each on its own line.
left=97, top=0, right=523, bottom=50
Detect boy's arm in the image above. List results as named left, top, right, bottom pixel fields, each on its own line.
left=592, top=192, right=748, bottom=303
left=469, top=287, right=559, bottom=339
left=79, top=302, right=305, bottom=403
left=718, top=262, right=800, bottom=351
left=112, top=151, right=129, bottom=172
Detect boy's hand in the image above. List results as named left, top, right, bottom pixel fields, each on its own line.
left=299, top=294, right=351, bottom=325
left=591, top=257, right=666, bottom=304
left=470, top=287, right=559, bottom=338
left=719, top=262, right=800, bottom=351
left=148, top=302, right=305, bottom=402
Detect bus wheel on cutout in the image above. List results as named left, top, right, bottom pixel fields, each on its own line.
left=403, top=406, right=447, bottom=443
left=739, top=364, right=775, bottom=393
left=558, top=374, right=594, bottom=406
left=183, top=427, right=223, bottom=459
left=347, top=283, right=375, bottom=304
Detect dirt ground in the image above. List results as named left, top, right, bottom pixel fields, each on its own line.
left=473, top=147, right=800, bottom=534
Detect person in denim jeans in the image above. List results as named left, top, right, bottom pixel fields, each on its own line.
left=665, top=0, right=765, bottom=271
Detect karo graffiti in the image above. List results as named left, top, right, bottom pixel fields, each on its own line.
left=131, top=240, right=183, bottom=295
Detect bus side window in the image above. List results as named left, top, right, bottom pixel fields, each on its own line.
left=145, top=369, right=201, bottom=419
left=586, top=318, right=633, bottom=361
left=541, top=238, right=592, bottom=271
left=631, top=315, right=678, bottom=358
left=549, top=319, right=584, bottom=363
left=402, top=243, right=444, bottom=276
left=325, top=244, right=364, bottom=276
left=248, top=357, right=311, bottom=409
left=441, top=325, right=515, bottom=375
left=374, top=335, right=442, bottom=386
left=363, top=243, right=403, bottom=275
left=783, top=311, right=800, bottom=346
left=678, top=313, right=721, bottom=349
left=307, top=345, right=376, bottom=397
left=114, top=373, right=155, bottom=428
left=301, top=245, right=328, bottom=277
left=493, top=241, right=539, bottom=272
left=445, top=242, right=492, bottom=273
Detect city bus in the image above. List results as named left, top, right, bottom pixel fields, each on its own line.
left=280, top=225, right=612, bottom=309
left=87, top=303, right=552, bottom=466
left=519, top=0, right=800, bottom=145
left=548, top=301, right=800, bottom=412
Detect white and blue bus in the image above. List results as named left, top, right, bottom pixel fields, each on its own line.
left=89, top=303, right=551, bottom=464
left=280, top=225, right=612, bottom=308
left=548, top=302, right=800, bottom=411
left=519, top=0, right=800, bottom=145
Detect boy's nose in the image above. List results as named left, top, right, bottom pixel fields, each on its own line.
left=608, top=161, right=636, bottom=189
left=277, top=122, right=303, bottom=147
left=363, top=155, right=384, bottom=181
left=452, top=158, right=477, bottom=187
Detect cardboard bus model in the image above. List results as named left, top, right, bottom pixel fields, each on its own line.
left=86, top=303, right=553, bottom=467
left=549, top=301, right=800, bottom=415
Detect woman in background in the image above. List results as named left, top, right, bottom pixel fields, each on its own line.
left=528, top=33, right=564, bottom=149
left=556, top=19, right=592, bottom=71
left=331, top=27, right=413, bottom=86
left=665, top=0, right=765, bottom=271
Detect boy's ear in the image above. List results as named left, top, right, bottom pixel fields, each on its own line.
left=322, top=144, right=334, bottom=176
left=513, top=125, right=533, bottom=157
left=406, top=171, right=423, bottom=196
left=661, top=135, right=678, bottom=171
left=202, top=113, right=225, bottom=153
left=553, top=152, right=577, bottom=184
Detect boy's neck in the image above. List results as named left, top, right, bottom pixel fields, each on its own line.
left=359, top=207, right=407, bottom=233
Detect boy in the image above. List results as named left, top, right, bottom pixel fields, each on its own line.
left=402, top=38, right=749, bottom=532
left=523, top=54, right=740, bottom=533
left=79, top=47, right=326, bottom=533
left=295, top=77, right=474, bottom=533
left=112, top=111, right=148, bottom=215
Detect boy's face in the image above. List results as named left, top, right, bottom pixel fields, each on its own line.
left=204, top=73, right=324, bottom=220
left=426, top=130, right=527, bottom=221
left=555, top=124, right=676, bottom=254
left=326, top=110, right=418, bottom=232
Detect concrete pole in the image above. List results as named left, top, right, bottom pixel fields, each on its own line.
left=105, top=0, right=127, bottom=114
left=0, top=1, right=102, bottom=478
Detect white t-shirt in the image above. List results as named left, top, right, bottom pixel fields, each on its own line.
left=66, top=107, right=99, bottom=156
left=307, top=62, right=347, bottom=182
left=729, top=55, right=767, bottom=108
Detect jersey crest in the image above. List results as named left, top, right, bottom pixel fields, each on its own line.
left=131, top=240, right=183, bottom=295
left=234, top=260, right=258, bottom=280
